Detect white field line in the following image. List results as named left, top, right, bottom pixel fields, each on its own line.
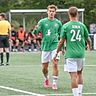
left=0, top=85, right=96, bottom=96
left=11, top=64, right=96, bottom=67
left=84, top=65, right=96, bottom=66
left=0, top=86, right=45, bottom=96
left=57, top=65, right=96, bottom=67
left=45, top=92, right=96, bottom=96
left=19, top=64, right=96, bottom=67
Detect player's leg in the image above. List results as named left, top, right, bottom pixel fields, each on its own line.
left=4, top=36, right=10, bottom=65
left=12, top=40, right=16, bottom=52
left=21, top=41, right=25, bottom=51
left=42, top=62, right=49, bottom=88
left=5, top=48, right=10, bottom=65
left=15, top=39, right=19, bottom=51
left=77, top=70, right=83, bottom=96
left=66, top=58, right=79, bottom=96
left=0, top=48, right=4, bottom=65
left=52, top=59, right=59, bottom=90
left=42, top=51, right=50, bottom=88
left=77, top=58, right=84, bottom=96
left=51, top=49, right=60, bottom=90
left=0, top=36, right=4, bottom=65
left=11, top=39, right=14, bottom=51
left=27, top=39, right=32, bottom=52
left=69, top=72, right=78, bottom=96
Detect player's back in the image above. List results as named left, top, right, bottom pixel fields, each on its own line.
left=63, top=21, right=88, bottom=58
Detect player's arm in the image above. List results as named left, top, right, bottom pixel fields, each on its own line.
left=83, top=24, right=91, bottom=50
left=86, top=37, right=91, bottom=50
left=57, top=21, right=65, bottom=54
left=56, top=38, right=66, bottom=54
left=8, top=23, right=12, bottom=42
left=32, top=24, right=41, bottom=39
left=58, top=20, right=62, bottom=36
left=32, top=19, right=42, bottom=36
left=53, top=38, right=65, bottom=61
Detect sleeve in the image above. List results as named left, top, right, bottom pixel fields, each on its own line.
left=60, top=25, right=66, bottom=50
left=60, top=25, right=67, bottom=39
left=58, top=21, right=62, bottom=36
left=32, top=20, right=42, bottom=34
left=84, top=24, right=89, bottom=40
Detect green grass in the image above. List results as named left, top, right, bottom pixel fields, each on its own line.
left=0, top=51, right=95, bottom=96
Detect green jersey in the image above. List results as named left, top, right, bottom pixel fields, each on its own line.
left=33, top=17, right=62, bottom=51
left=60, top=21, right=89, bottom=58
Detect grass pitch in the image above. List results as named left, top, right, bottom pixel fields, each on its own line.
left=0, top=51, right=95, bottom=96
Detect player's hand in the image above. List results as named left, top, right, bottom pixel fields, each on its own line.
left=9, top=38, right=11, bottom=43
left=61, top=49, right=65, bottom=55
left=34, top=25, right=39, bottom=30
left=33, top=39, right=36, bottom=43
left=86, top=44, right=91, bottom=51
left=53, top=53, right=58, bottom=61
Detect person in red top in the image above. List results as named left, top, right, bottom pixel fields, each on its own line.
left=17, top=25, right=26, bottom=51
left=25, top=31, right=34, bottom=51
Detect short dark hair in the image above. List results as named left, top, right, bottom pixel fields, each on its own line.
left=19, top=25, right=23, bottom=28
left=0, top=13, right=7, bottom=19
left=68, top=6, right=78, bottom=17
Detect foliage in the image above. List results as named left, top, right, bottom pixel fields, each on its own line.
left=0, top=0, right=96, bottom=30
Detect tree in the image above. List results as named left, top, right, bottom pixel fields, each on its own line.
left=0, top=0, right=96, bottom=30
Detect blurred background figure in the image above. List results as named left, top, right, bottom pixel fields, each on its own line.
left=0, top=13, right=11, bottom=66
left=17, top=25, right=26, bottom=52
left=11, top=25, right=18, bottom=52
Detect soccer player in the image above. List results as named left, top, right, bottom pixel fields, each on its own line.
left=0, top=13, right=11, bottom=65
left=54, top=7, right=91, bottom=96
left=32, top=4, right=62, bottom=90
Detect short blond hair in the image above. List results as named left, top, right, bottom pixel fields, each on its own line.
left=47, top=4, right=58, bottom=11
left=68, top=6, right=78, bottom=17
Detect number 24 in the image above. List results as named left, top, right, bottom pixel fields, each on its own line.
left=70, top=30, right=81, bottom=41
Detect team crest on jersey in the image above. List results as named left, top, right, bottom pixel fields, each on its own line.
left=45, top=23, right=48, bottom=26
left=54, top=23, right=58, bottom=27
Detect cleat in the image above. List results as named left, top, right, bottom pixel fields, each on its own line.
left=52, top=83, right=57, bottom=90
left=6, top=63, right=9, bottom=66
left=0, top=63, right=4, bottom=66
left=43, top=79, right=50, bottom=88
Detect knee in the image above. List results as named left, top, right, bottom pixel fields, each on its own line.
left=42, top=64, right=48, bottom=70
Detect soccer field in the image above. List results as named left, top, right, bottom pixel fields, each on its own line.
left=0, top=51, right=95, bottom=96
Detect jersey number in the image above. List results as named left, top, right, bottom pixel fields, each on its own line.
left=70, top=30, right=81, bottom=41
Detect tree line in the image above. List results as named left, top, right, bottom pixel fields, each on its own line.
left=0, top=0, right=96, bottom=30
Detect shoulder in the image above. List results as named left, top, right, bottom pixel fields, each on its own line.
left=78, top=21, right=87, bottom=29
left=55, top=18, right=62, bottom=23
left=76, top=21, right=85, bottom=26
left=5, top=20, right=11, bottom=25
left=38, top=18, right=48, bottom=23
left=62, top=21, right=71, bottom=29
left=54, top=18, right=62, bottom=26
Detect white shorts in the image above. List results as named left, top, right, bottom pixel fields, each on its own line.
left=41, top=49, right=60, bottom=63
left=64, top=58, right=85, bottom=72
